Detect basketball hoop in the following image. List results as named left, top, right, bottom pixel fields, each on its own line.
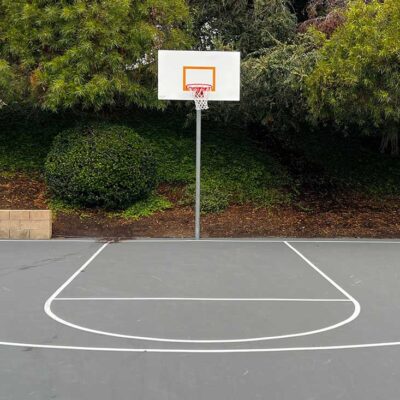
left=186, top=84, right=212, bottom=111
left=158, top=50, right=241, bottom=239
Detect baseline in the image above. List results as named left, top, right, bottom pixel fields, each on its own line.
left=4, top=340, right=400, bottom=353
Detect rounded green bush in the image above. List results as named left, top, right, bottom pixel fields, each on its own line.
left=45, top=124, right=157, bottom=210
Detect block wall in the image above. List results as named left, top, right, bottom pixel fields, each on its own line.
left=0, top=210, right=52, bottom=239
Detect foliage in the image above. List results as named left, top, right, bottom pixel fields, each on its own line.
left=298, top=0, right=348, bottom=36
left=306, top=0, right=348, bottom=18
left=0, top=108, right=292, bottom=212
left=132, top=114, right=293, bottom=211
left=0, top=0, right=190, bottom=111
left=47, top=198, right=81, bottom=217
left=291, top=0, right=309, bottom=21
left=3, top=108, right=400, bottom=215
left=0, top=59, right=15, bottom=107
left=239, top=32, right=322, bottom=135
left=183, top=180, right=231, bottom=213
left=188, top=0, right=297, bottom=55
left=45, top=124, right=157, bottom=209
left=119, top=194, right=172, bottom=220
left=307, top=0, right=400, bottom=154
left=284, top=129, right=400, bottom=196
left=0, top=108, right=73, bottom=171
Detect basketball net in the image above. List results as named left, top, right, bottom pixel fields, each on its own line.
left=187, top=84, right=212, bottom=111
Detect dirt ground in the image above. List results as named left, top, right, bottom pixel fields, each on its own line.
left=1, top=173, right=400, bottom=239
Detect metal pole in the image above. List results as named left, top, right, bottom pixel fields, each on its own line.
left=195, top=109, right=201, bottom=240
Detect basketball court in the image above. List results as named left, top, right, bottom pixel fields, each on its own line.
left=1, top=238, right=400, bottom=399
left=1, top=50, right=399, bottom=400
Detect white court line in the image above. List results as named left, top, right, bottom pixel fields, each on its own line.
left=0, top=239, right=99, bottom=242
left=281, top=240, right=400, bottom=244
left=284, top=242, right=361, bottom=303
left=120, top=239, right=400, bottom=243
left=4, top=340, right=400, bottom=353
left=284, top=241, right=360, bottom=336
left=44, top=242, right=360, bottom=344
left=1, top=239, right=400, bottom=243
left=44, top=242, right=109, bottom=313
left=54, top=297, right=351, bottom=302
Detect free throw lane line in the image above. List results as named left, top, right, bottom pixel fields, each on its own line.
left=44, top=242, right=359, bottom=343
left=44, top=242, right=109, bottom=315
left=284, top=241, right=361, bottom=306
left=54, top=297, right=352, bottom=302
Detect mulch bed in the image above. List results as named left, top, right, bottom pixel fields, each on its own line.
left=1, top=173, right=400, bottom=239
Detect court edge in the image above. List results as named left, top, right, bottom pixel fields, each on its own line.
left=1, top=239, right=400, bottom=243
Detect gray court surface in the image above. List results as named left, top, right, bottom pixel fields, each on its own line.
left=1, top=239, right=400, bottom=399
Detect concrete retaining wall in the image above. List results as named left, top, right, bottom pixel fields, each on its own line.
left=0, top=210, right=52, bottom=239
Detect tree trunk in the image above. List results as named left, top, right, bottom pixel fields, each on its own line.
left=380, top=125, right=399, bottom=156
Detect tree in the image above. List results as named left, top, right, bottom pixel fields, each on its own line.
left=0, top=0, right=190, bottom=111
left=0, top=59, right=14, bottom=108
left=307, top=0, right=400, bottom=154
left=188, top=0, right=297, bottom=55
left=298, top=0, right=348, bottom=36
left=240, top=32, right=321, bottom=134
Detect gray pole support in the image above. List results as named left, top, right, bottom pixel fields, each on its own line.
left=195, top=109, right=201, bottom=240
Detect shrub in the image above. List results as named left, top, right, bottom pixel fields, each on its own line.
left=45, top=124, right=157, bottom=209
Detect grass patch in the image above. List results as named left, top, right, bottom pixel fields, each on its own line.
left=48, top=194, right=172, bottom=221
left=0, top=170, right=19, bottom=178
left=47, top=198, right=82, bottom=217
left=118, top=194, right=173, bottom=220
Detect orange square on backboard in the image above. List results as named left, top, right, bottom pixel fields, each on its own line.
left=183, top=66, right=216, bottom=92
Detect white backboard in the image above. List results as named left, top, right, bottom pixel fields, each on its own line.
left=158, top=50, right=241, bottom=102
